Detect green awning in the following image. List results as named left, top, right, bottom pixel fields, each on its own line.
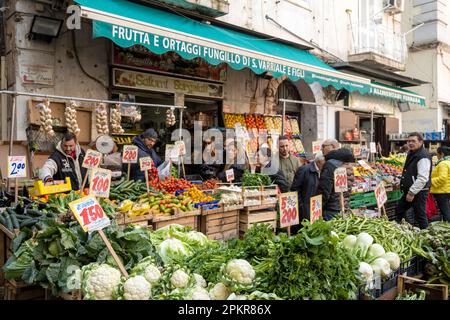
left=368, top=82, right=426, bottom=106
left=74, top=0, right=371, bottom=93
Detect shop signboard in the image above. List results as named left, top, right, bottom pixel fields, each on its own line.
left=279, top=192, right=299, bottom=228
left=310, top=195, right=322, bottom=224
left=7, top=156, right=27, bottom=178
left=20, top=64, right=54, bottom=86
left=334, top=167, right=348, bottom=193
left=113, top=68, right=224, bottom=99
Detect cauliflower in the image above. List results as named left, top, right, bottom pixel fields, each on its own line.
left=158, top=238, right=192, bottom=265
left=209, top=283, right=231, bottom=300
left=185, top=286, right=211, bottom=300
left=221, top=259, right=256, bottom=293
left=81, top=263, right=122, bottom=300
left=227, top=293, right=248, bottom=300
left=131, top=257, right=162, bottom=284
left=170, top=269, right=191, bottom=289
left=122, top=275, right=152, bottom=300
left=193, top=273, right=207, bottom=288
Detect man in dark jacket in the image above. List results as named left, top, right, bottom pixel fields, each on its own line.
left=39, top=133, right=87, bottom=191
left=396, top=132, right=431, bottom=229
left=127, top=128, right=163, bottom=181
left=318, top=148, right=355, bottom=221
left=256, top=146, right=290, bottom=193
left=291, top=152, right=326, bottom=221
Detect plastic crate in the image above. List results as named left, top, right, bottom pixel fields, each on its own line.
left=387, top=190, right=403, bottom=202
left=400, top=255, right=426, bottom=277
left=358, top=271, right=400, bottom=300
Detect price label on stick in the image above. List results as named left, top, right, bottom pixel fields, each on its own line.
left=334, top=167, right=348, bottom=193
left=89, top=168, right=112, bottom=198
left=310, top=195, right=322, bottom=224
left=140, top=157, right=154, bottom=171
left=122, top=145, right=138, bottom=163
left=375, top=182, right=388, bottom=209
left=370, top=142, right=377, bottom=153
left=352, top=144, right=362, bottom=157
left=82, top=149, right=103, bottom=169
left=69, top=196, right=111, bottom=233
left=312, top=141, right=321, bottom=154
left=175, top=141, right=186, bottom=156
left=279, top=192, right=299, bottom=228
left=225, top=169, right=234, bottom=182
left=357, top=160, right=374, bottom=172
left=7, top=156, right=27, bottom=178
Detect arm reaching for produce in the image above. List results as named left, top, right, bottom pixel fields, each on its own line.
left=39, top=158, right=58, bottom=183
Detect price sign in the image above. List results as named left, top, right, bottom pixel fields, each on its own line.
left=374, top=182, right=388, bottom=209
left=352, top=144, right=362, bottom=157
left=312, top=141, right=321, bottom=154
left=122, top=145, right=138, bottom=163
left=310, top=195, right=322, bottom=224
left=7, top=156, right=27, bottom=178
left=358, top=160, right=373, bottom=171
left=279, top=192, right=299, bottom=228
left=69, top=196, right=111, bottom=233
left=370, top=142, right=377, bottom=153
left=89, top=168, right=112, bottom=198
left=140, top=157, right=154, bottom=171
left=334, top=167, right=348, bottom=193
left=225, top=169, right=234, bottom=182
left=82, top=149, right=103, bottom=169
left=175, top=140, right=186, bottom=156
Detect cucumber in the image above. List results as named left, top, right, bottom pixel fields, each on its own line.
left=0, top=213, right=6, bottom=225
left=20, top=218, right=38, bottom=228
left=14, top=214, right=30, bottom=220
left=4, top=214, right=13, bottom=230
left=6, top=207, right=16, bottom=216
left=27, top=209, right=44, bottom=217
left=10, top=214, right=20, bottom=229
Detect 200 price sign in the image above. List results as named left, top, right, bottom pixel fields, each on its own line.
left=279, top=192, right=299, bottom=228
left=334, top=167, right=348, bottom=193
left=82, top=150, right=103, bottom=169
left=122, top=145, right=138, bottom=163
left=69, top=196, right=111, bottom=233
left=89, top=168, right=112, bottom=198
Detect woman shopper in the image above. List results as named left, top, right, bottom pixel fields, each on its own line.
left=430, top=146, right=450, bottom=222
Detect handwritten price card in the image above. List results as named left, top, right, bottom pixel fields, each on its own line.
left=82, top=150, right=102, bottom=169
left=89, top=168, right=112, bottom=198
left=7, top=156, right=27, bottom=178
left=122, top=145, right=138, bottom=163
left=279, top=192, right=299, bottom=228
left=310, top=195, right=322, bottom=224
left=69, top=196, right=111, bottom=233
left=334, top=167, right=348, bottom=193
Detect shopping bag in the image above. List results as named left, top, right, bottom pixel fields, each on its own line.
left=426, top=193, right=438, bottom=219
left=158, top=161, right=171, bottom=180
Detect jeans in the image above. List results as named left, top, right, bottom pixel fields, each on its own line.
left=396, top=190, right=429, bottom=229
left=433, top=193, right=450, bottom=222
left=323, top=210, right=341, bottom=221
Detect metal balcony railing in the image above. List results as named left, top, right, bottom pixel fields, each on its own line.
left=348, top=23, right=407, bottom=65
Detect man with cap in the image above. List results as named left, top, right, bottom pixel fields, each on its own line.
left=127, top=128, right=163, bottom=181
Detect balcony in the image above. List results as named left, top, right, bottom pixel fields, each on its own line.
left=152, top=0, right=229, bottom=17
left=348, top=23, right=407, bottom=72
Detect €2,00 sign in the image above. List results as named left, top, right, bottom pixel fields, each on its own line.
left=82, top=149, right=103, bottom=169
left=375, top=182, right=388, bottom=209
left=334, top=167, right=348, bottom=193
left=310, top=195, right=322, bottom=224
left=140, top=157, right=153, bottom=171
left=89, top=168, right=112, bottom=198
left=69, top=196, right=110, bottom=233
left=279, top=192, right=299, bottom=228
left=122, top=145, right=139, bottom=163
left=7, top=156, right=27, bottom=178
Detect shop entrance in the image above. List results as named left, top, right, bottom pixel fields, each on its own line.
left=357, top=113, right=389, bottom=156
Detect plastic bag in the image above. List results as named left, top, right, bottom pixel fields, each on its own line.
left=158, top=161, right=171, bottom=180
left=426, top=193, right=438, bottom=219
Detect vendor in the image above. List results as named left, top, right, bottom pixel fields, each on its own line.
left=39, top=132, right=87, bottom=191
left=279, top=136, right=301, bottom=187
left=127, top=128, right=163, bottom=181
left=217, top=140, right=248, bottom=183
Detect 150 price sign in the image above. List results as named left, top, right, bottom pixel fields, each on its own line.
left=82, top=150, right=103, bottom=169
left=89, top=168, right=112, bottom=198
left=122, top=145, right=139, bottom=163
left=69, top=196, right=111, bottom=233
left=334, top=167, right=348, bottom=193
left=7, top=156, right=27, bottom=178
left=279, top=192, right=299, bottom=228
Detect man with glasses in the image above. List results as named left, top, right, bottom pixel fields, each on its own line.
left=321, top=138, right=339, bottom=156
left=396, top=132, right=431, bottom=229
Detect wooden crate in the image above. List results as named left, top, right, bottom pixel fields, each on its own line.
left=59, top=290, right=82, bottom=300
left=0, top=223, right=15, bottom=286
left=4, top=280, right=47, bottom=300
left=239, top=209, right=277, bottom=238
left=152, top=210, right=200, bottom=231
left=397, top=275, right=448, bottom=300
left=201, top=209, right=239, bottom=241
left=116, top=212, right=153, bottom=227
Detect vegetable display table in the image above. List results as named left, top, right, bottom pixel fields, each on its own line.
left=239, top=205, right=277, bottom=239
left=4, top=280, right=47, bottom=300
left=152, top=209, right=200, bottom=231
left=200, top=207, right=240, bottom=241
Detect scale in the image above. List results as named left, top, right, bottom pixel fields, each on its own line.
left=96, top=135, right=122, bottom=179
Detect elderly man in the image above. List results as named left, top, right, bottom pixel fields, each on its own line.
left=321, top=138, right=340, bottom=156
left=279, top=136, right=301, bottom=187
left=291, top=151, right=326, bottom=222
left=396, top=132, right=431, bottom=229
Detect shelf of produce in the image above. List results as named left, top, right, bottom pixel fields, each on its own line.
left=201, top=209, right=239, bottom=241
left=239, top=209, right=277, bottom=238
left=152, top=209, right=200, bottom=231
left=4, top=280, right=47, bottom=300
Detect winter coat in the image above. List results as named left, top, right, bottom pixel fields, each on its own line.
left=126, top=135, right=163, bottom=181
left=431, top=159, right=450, bottom=194
left=290, top=162, right=320, bottom=221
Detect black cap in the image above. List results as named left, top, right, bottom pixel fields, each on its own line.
left=142, top=128, right=158, bottom=140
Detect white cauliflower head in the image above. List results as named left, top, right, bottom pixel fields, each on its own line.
left=143, top=264, right=162, bottom=284
left=209, top=283, right=231, bottom=300
left=122, top=275, right=152, bottom=300
left=82, top=264, right=122, bottom=300
left=170, top=269, right=191, bottom=289
left=187, top=286, right=211, bottom=300
left=225, top=259, right=255, bottom=285
left=193, top=273, right=207, bottom=288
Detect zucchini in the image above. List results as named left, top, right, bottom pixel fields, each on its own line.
left=27, top=209, right=44, bottom=217
left=4, top=214, right=13, bottom=230
left=20, top=218, right=38, bottom=228
left=6, top=207, right=16, bottom=216
left=0, top=213, right=6, bottom=225
left=10, top=214, right=20, bottom=229
left=14, top=214, right=30, bottom=220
